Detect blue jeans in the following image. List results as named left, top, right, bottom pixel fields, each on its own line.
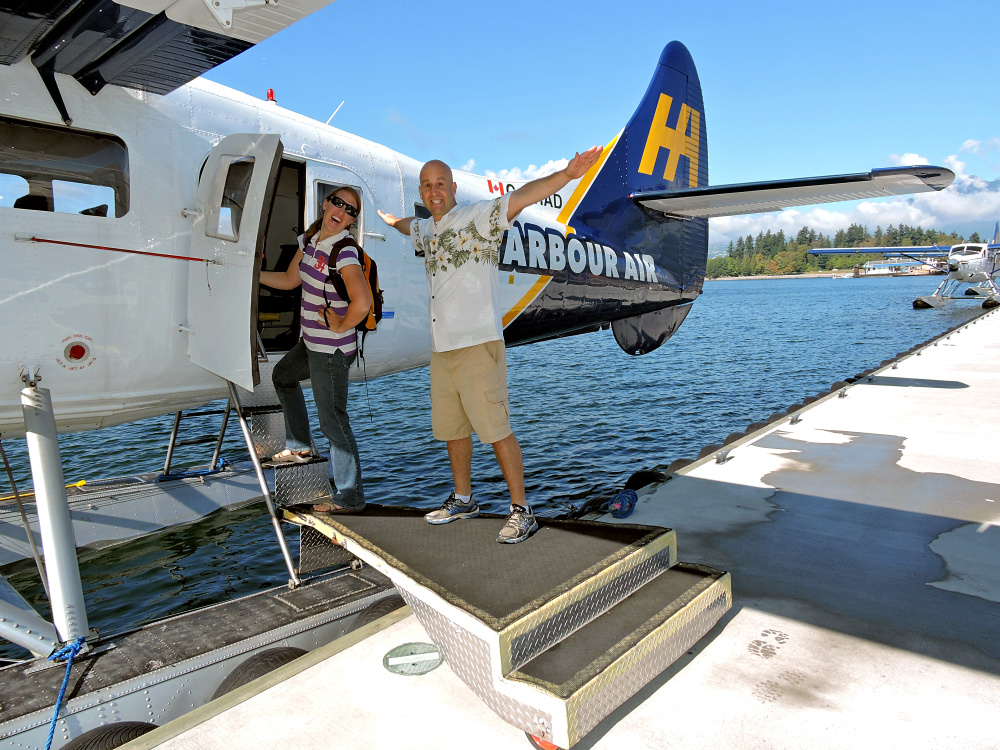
left=272, top=340, right=364, bottom=510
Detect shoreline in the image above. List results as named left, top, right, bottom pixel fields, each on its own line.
left=703, top=271, right=940, bottom=281
left=705, top=271, right=843, bottom=281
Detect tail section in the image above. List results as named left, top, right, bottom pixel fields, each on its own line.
left=568, top=41, right=708, bottom=354
left=561, top=41, right=707, bottom=244
left=501, top=42, right=709, bottom=355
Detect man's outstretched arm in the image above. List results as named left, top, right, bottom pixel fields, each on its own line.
left=378, top=209, right=415, bottom=236
left=505, top=145, right=604, bottom=222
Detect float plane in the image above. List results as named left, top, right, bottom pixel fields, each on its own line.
left=809, top=223, right=999, bottom=309
left=0, top=0, right=957, bottom=746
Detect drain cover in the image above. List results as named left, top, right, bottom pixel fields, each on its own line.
left=383, top=643, right=443, bottom=676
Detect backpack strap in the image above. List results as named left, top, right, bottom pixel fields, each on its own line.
left=322, top=236, right=367, bottom=358
left=323, top=236, right=364, bottom=306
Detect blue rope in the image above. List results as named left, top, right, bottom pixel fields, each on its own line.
left=602, top=488, right=638, bottom=519
left=44, top=637, right=86, bottom=750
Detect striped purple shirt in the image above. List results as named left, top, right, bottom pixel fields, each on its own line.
left=298, top=230, right=361, bottom=355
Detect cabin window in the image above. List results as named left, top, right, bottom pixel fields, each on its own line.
left=0, top=116, right=129, bottom=217
left=414, top=203, right=431, bottom=219
left=209, top=156, right=254, bottom=240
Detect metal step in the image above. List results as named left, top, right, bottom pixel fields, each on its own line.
left=508, top=563, right=730, bottom=747
left=278, top=508, right=728, bottom=747
left=298, top=525, right=357, bottom=574
left=281, top=510, right=677, bottom=672
left=249, top=410, right=286, bottom=462
left=231, top=358, right=282, bottom=410
left=273, top=459, right=331, bottom=508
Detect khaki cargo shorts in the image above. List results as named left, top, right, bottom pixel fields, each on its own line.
left=430, top=340, right=511, bottom=444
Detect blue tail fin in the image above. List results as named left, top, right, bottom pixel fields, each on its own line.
left=559, top=41, right=708, bottom=291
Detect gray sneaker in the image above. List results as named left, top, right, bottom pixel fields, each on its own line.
left=497, top=504, right=538, bottom=544
left=425, top=492, right=480, bottom=525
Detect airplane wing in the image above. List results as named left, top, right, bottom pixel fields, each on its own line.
left=630, top=166, right=954, bottom=219
left=0, top=0, right=337, bottom=96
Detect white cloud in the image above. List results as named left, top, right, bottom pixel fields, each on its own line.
left=484, top=159, right=568, bottom=183
left=961, top=137, right=1000, bottom=155
left=943, top=154, right=967, bottom=175
left=889, top=152, right=929, bottom=166
left=459, top=158, right=476, bottom=172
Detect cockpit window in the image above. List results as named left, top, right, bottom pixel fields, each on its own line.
left=0, top=116, right=129, bottom=217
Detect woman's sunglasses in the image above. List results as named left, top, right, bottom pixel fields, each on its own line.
left=328, top=195, right=359, bottom=218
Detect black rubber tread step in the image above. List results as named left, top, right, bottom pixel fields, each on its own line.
left=284, top=506, right=676, bottom=631
left=508, top=563, right=730, bottom=746
left=510, top=563, right=728, bottom=692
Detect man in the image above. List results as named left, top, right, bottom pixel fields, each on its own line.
left=378, top=146, right=603, bottom=543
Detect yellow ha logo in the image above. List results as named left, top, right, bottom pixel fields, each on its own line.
left=638, top=94, right=701, bottom=187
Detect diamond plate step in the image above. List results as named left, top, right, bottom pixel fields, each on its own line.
left=232, top=361, right=282, bottom=410
left=273, top=459, right=331, bottom=507
left=277, top=507, right=729, bottom=747
left=299, top=524, right=356, bottom=574
left=249, top=410, right=286, bottom=461
left=395, top=563, right=728, bottom=749
left=508, top=563, right=730, bottom=747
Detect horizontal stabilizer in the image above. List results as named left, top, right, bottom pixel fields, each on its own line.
left=631, top=166, right=954, bottom=219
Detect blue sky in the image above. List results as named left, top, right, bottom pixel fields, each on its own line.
left=206, top=0, right=1000, bottom=248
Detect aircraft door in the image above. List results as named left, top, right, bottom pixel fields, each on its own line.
left=187, top=133, right=282, bottom=390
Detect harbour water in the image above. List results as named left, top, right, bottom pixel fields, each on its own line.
left=0, top=275, right=983, bottom=659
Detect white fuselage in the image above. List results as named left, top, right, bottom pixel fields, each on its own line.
left=947, top=244, right=998, bottom=283
left=0, top=61, right=574, bottom=438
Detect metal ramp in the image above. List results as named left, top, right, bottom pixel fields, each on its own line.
left=284, top=506, right=730, bottom=748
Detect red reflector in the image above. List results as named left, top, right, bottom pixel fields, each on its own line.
left=528, top=734, right=560, bottom=750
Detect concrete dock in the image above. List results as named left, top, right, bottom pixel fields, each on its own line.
left=126, top=309, right=1000, bottom=750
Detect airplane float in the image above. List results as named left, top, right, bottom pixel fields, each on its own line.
left=809, top=224, right=999, bottom=309
left=0, top=1, right=957, bottom=746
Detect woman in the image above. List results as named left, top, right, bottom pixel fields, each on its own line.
left=259, top=187, right=372, bottom=512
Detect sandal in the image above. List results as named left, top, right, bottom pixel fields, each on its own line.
left=271, top=449, right=312, bottom=464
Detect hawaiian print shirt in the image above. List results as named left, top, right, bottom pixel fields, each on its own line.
left=411, top=194, right=512, bottom=352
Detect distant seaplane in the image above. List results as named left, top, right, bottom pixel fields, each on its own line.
left=809, top=222, right=999, bottom=309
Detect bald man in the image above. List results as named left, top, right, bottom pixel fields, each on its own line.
left=379, top=147, right=602, bottom=543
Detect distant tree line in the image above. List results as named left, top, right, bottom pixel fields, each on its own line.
left=706, top=223, right=969, bottom=278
